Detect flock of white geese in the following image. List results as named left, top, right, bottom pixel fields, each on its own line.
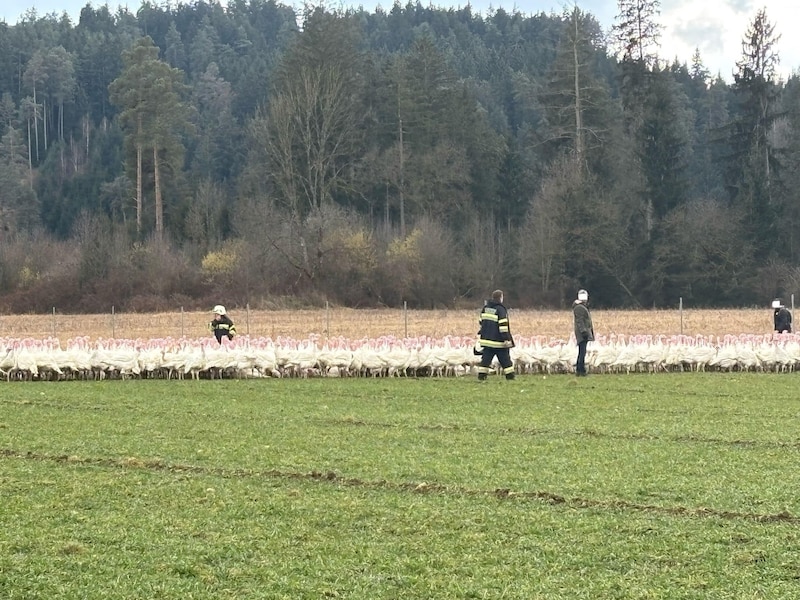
left=0, top=332, right=798, bottom=380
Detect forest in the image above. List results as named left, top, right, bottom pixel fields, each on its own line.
left=0, top=0, right=797, bottom=312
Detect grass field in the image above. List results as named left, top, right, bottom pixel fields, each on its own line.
left=3, top=374, right=800, bottom=598
left=0, top=306, right=785, bottom=341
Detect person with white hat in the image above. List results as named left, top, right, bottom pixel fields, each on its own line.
left=209, top=305, right=236, bottom=343
left=572, top=289, right=594, bottom=376
left=772, top=299, right=792, bottom=333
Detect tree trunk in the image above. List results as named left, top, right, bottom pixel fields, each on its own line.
left=136, top=142, right=143, bottom=234
left=572, top=14, right=585, bottom=167
left=32, top=87, right=40, bottom=162
left=43, top=97, right=48, bottom=152
left=153, top=145, right=163, bottom=241
left=399, top=117, right=405, bottom=237
left=27, top=116, right=32, bottom=181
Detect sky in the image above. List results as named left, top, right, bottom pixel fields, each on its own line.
left=1, top=0, right=797, bottom=82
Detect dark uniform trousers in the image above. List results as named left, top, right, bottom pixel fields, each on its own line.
left=477, top=347, right=514, bottom=380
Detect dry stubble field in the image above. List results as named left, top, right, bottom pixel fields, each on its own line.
left=0, top=307, right=780, bottom=342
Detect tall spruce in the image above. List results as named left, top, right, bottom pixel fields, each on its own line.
left=109, top=35, right=190, bottom=240
left=777, top=77, right=800, bottom=263
left=612, top=0, right=662, bottom=66
left=727, top=8, right=782, bottom=260
left=390, top=35, right=499, bottom=227
left=0, top=126, right=38, bottom=233
left=639, top=68, right=691, bottom=221
left=612, top=0, right=663, bottom=128
left=540, top=7, right=609, bottom=171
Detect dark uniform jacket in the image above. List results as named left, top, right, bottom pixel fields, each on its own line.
left=210, top=314, right=236, bottom=342
left=478, top=300, right=514, bottom=349
left=774, top=307, right=792, bottom=333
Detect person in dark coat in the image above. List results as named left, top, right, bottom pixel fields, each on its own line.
left=572, top=289, right=594, bottom=376
left=772, top=299, right=792, bottom=333
left=476, top=289, right=515, bottom=381
left=209, top=305, right=236, bottom=343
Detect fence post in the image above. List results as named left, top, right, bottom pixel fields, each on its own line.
left=679, top=297, right=683, bottom=336
left=52, top=307, right=56, bottom=338
left=111, top=306, right=116, bottom=338
left=326, top=300, right=330, bottom=337
left=246, top=303, right=251, bottom=336
left=181, top=306, right=184, bottom=337
left=404, top=300, right=408, bottom=338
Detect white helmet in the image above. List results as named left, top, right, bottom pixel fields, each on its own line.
left=212, top=305, right=226, bottom=315
left=577, top=289, right=589, bottom=302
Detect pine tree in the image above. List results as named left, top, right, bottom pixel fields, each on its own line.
left=612, top=0, right=663, bottom=66
left=109, top=36, right=191, bottom=240
left=727, top=8, right=782, bottom=259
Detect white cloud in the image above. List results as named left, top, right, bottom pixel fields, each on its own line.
left=661, top=2, right=743, bottom=78
left=659, top=0, right=794, bottom=80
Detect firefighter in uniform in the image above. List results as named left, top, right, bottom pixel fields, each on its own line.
left=773, top=299, right=792, bottom=333
left=476, top=289, right=515, bottom=381
left=209, top=305, right=236, bottom=343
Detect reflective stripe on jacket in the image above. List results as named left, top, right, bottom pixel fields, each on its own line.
left=210, top=315, right=236, bottom=338
left=478, top=301, right=512, bottom=348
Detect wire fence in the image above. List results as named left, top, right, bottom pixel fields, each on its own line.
left=0, top=305, right=486, bottom=341
left=0, top=303, right=786, bottom=341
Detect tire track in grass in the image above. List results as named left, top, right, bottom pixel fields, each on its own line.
left=1, top=447, right=797, bottom=524
left=0, top=398, right=115, bottom=411
left=318, top=417, right=800, bottom=449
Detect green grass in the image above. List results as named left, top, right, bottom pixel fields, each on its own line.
left=3, top=373, right=800, bottom=598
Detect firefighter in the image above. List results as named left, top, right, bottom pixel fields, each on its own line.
left=476, top=289, right=515, bottom=381
left=209, top=305, right=236, bottom=343
left=772, top=299, right=792, bottom=333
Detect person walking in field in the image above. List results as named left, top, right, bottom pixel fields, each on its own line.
left=772, top=299, right=792, bottom=333
left=573, top=289, right=594, bottom=377
left=209, top=305, right=236, bottom=343
left=476, top=289, right=515, bottom=381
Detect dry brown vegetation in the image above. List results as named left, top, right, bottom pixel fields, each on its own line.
left=0, top=308, right=780, bottom=341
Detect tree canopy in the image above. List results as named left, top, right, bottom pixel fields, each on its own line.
left=0, top=1, right=797, bottom=312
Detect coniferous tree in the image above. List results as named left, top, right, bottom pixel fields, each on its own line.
left=778, top=77, right=800, bottom=263
left=109, top=35, right=191, bottom=240
left=0, top=2, right=798, bottom=308
left=0, top=127, right=38, bottom=234
left=727, top=8, right=782, bottom=261
left=540, top=7, right=610, bottom=170
left=43, top=46, right=76, bottom=146
left=612, top=0, right=663, bottom=129
left=639, top=68, right=691, bottom=221
left=612, top=0, right=662, bottom=66
left=390, top=35, right=501, bottom=226
left=22, top=49, right=46, bottom=162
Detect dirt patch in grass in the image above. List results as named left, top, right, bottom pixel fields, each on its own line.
left=0, top=307, right=778, bottom=341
